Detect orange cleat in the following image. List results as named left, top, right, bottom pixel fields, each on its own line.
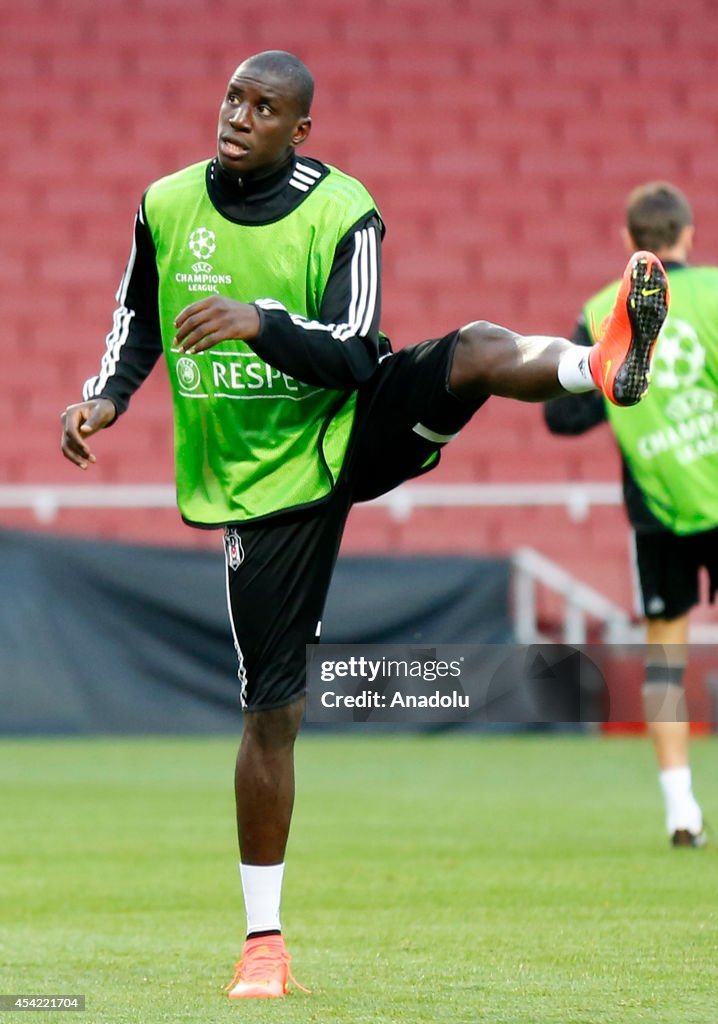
left=225, top=934, right=309, bottom=999
left=589, top=251, right=669, bottom=406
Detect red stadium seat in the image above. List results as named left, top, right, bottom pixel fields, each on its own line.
left=5, top=0, right=717, bottom=620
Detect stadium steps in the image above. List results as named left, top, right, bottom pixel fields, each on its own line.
left=5, top=0, right=718, bottom=613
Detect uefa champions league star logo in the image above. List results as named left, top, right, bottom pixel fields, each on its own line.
left=177, top=227, right=231, bottom=292
left=188, top=226, right=217, bottom=262
left=652, top=317, right=705, bottom=390
left=176, top=356, right=201, bottom=391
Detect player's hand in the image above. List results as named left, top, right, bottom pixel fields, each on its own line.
left=173, top=296, right=261, bottom=354
left=60, top=398, right=116, bottom=470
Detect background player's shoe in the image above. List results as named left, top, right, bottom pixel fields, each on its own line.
left=589, top=251, right=669, bottom=406
left=225, top=934, right=308, bottom=999
left=671, top=826, right=708, bottom=848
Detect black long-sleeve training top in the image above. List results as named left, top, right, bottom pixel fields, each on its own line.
left=83, top=154, right=388, bottom=418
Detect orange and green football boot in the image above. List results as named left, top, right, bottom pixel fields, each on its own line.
left=589, top=250, right=669, bottom=406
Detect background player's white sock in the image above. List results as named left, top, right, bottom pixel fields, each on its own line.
left=240, top=862, right=285, bottom=936
left=659, top=766, right=703, bottom=834
left=557, top=347, right=596, bottom=393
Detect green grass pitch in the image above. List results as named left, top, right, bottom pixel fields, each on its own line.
left=1, top=733, right=717, bottom=1023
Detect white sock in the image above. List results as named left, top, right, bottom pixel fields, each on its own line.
left=659, top=767, right=703, bottom=834
left=557, top=347, right=597, bottom=393
left=239, top=862, right=285, bottom=936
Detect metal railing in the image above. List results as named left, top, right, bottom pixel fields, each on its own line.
left=513, top=546, right=718, bottom=645
left=512, top=546, right=634, bottom=645
left=2, top=481, right=716, bottom=641
left=0, top=484, right=177, bottom=524
left=0, top=481, right=623, bottom=524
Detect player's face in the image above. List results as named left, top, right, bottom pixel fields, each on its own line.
left=217, top=67, right=310, bottom=178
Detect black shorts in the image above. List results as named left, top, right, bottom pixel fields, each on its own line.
left=634, top=526, right=718, bottom=620
left=225, top=330, right=485, bottom=710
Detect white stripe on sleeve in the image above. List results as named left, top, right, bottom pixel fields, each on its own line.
left=82, top=214, right=140, bottom=398
left=295, top=161, right=322, bottom=179
left=82, top=305, right=135, bottom=399
left=115, top=212, right=139, bottom=306
left=359, top=228, right=379, bottom=336
left=254, top=221, right=379, bottom=343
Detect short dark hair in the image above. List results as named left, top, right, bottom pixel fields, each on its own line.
left=626, top=182, right=693, bottom=251
left=238, top=50, right=314, bottom=116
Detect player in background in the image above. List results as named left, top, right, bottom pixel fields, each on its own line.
left=545, top=182, right=712, bottom=848
left=60, top=51, right=669, bottom=997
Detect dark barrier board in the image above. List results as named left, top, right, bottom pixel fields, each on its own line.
left=0, top=530, right=511, bottom=734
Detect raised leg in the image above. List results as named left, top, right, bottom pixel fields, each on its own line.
left=448, top=320, right=575, bottom=402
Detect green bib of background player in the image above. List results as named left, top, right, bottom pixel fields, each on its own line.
left=144, top=160, right=377, bottom=525
left=584, top=267, right=718, bottom=534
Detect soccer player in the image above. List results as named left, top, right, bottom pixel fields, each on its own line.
left=60, top=51, right=668, bottom=996
left=545, top=182, right=712, bottom=848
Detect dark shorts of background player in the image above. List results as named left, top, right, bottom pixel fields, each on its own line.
left=225, top=329, right=487, bottom=711
left=635, top=525, right=718, bottom=620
